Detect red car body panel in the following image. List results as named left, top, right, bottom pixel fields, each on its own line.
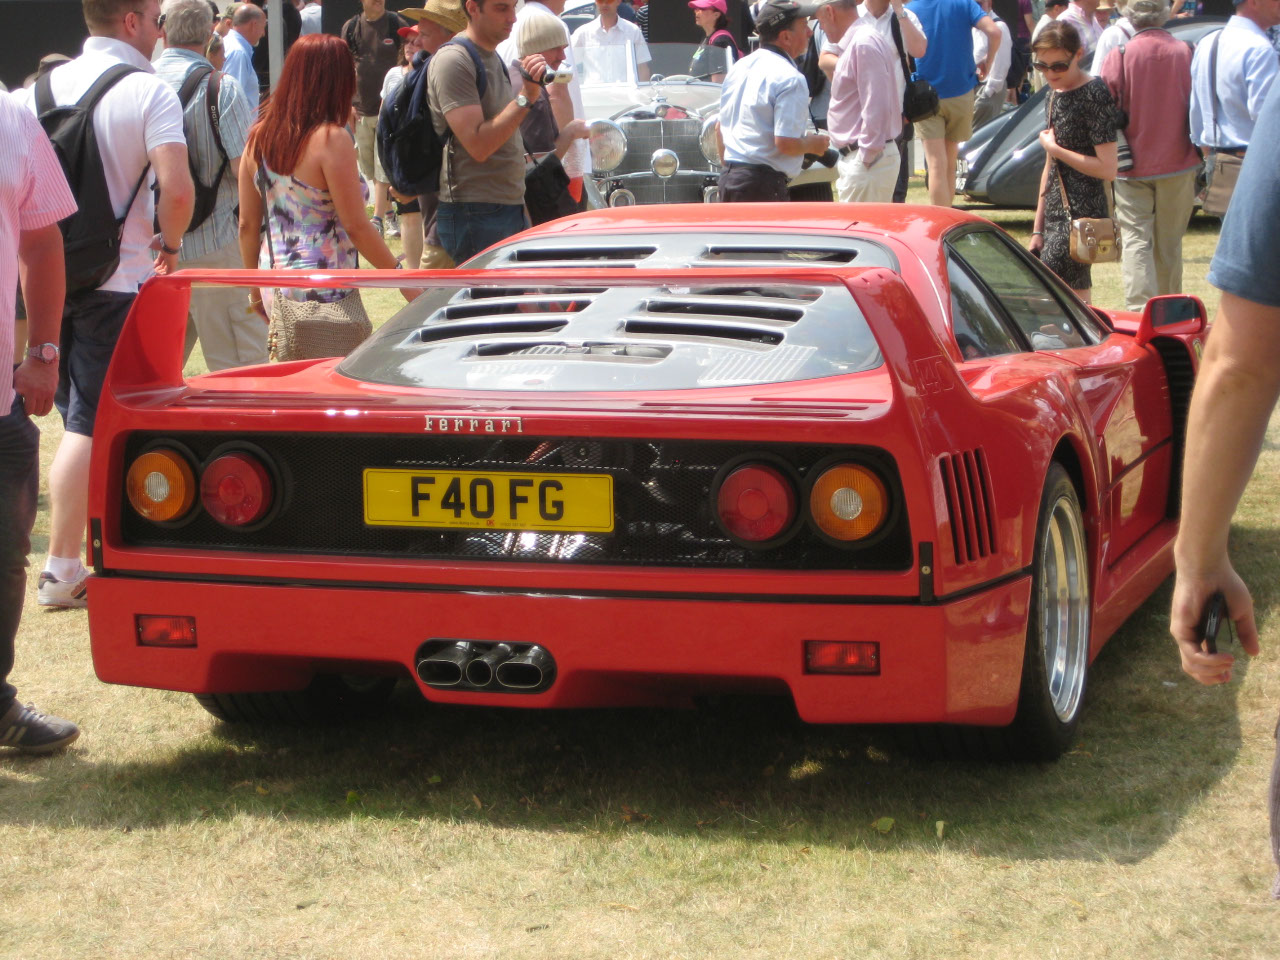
left=85, top=205, right=1205, bottom=728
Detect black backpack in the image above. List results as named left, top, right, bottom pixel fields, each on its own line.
left=174, top=65, right=230, bottom=235
left=377, top=38, right=488, bottom=197
left=35, top=63, right=152, bottom=297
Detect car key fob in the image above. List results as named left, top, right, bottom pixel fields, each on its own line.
left=1197, top=590, right=1229, bottom=654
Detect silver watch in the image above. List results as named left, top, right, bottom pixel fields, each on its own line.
left=515, top=93, right=532, bottom=109
left=27, top=342, right=58, bottom=364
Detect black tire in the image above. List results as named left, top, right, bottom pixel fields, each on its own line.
left=1003, top=462, right=1091, bottom=760
left=896, top=463, right=1091, bottom=762
left=194, top=674, right=397, bottom=725
left=787, top=181, right=835, bottom=202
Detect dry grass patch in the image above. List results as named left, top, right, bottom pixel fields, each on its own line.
left=4, top=200, right=1278, bottom=958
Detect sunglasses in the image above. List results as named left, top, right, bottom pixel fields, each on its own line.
left=1032, top=58, right=1072, bottom=73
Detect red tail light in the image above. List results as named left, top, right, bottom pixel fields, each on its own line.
left=716, top=463, right=797, bottom=543
left=136, top=615, right=197, bottom=647
left=200, top=453, right=272, bottom=527
left=805, top=640, right=880, bottom=675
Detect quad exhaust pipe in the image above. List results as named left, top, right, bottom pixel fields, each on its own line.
left=414, top=641, right=556, bottom=694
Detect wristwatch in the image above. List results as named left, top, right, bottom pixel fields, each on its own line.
left=27, top=342, right=58, bottom=364
left=159, top=238, right=181, bottom=256
left=515, top=93, right=532, bottom=109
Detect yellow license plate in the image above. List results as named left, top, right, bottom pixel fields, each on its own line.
left=363, top=468, right=614, bottom=532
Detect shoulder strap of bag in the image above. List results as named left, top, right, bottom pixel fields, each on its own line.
left=80, top=64, right=154, bottom=231
left=205, top=70, right=228, bottom=162
left=446, top=37, right=489, bottom=99
left=1116, top=43, right=1126, bottom=113
left=890, top=13, right=913, bottom=83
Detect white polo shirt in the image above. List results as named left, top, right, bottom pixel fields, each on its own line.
left=571, top=16, right=651, bottom=83
left=16, top=37, right=186, bottom=295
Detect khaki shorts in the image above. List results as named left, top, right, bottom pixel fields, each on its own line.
left=916, top=88, right=976, bottom=144
left=354, top=114, right=386, bottom=184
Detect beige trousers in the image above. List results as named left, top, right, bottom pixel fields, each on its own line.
left=1114, top=169, right=1198, bottom=312
left=182, top=240, right=269, bottom=372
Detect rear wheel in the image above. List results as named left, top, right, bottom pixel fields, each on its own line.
left=1004, top=462, right=1091, bottom=760
left=896, top=463, right=1091, bottom=761
left=194, top=674, right=396, bottom=725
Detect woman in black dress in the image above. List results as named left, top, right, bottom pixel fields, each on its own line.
left=1029, top=20, right=1118, bottom=303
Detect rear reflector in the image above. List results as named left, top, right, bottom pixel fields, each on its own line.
left=805, top=640, right=880, bottom=675
left=136, top=615, right=197, bottom=647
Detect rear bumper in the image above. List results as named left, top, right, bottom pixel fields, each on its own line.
left=87, top=574, right=1031, bottom=726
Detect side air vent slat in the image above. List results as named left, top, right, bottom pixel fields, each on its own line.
left=940, top=448, right=997, bottom=566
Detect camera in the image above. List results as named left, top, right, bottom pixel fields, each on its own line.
left=521, top=64, right=574, bottom=86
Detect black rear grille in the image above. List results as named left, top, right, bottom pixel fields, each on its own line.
left=939, top=448, right=997, bottom=565
left=121, top=433, right=912, bottom=572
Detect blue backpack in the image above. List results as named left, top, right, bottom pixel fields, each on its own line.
left=377, top=38, right=488, bottom=197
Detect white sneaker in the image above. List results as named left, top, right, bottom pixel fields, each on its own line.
left=385, top=211, right=400, bottom=238
left=37, top=569, right=88, bottom=609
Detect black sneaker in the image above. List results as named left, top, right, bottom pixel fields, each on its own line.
left=0, top=701, right=80, bottom=754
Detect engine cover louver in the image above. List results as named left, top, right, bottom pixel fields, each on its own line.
left=939, top=449, right=997, bottom=565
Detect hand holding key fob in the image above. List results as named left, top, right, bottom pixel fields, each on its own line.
left=1197, top=590, right=1229, bottom=654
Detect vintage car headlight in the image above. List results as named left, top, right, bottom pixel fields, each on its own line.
left=699, top=116, right=719, bottom=165
left=609, top=187, right=636, bottom=207
left=589, top=119, right=626, bottom=172
left=651, top=148, right=679, bottom=180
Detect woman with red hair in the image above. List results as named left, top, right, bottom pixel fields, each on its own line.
left=238, top=34, right=409, bottom=357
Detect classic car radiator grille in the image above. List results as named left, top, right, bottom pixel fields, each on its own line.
left=120, top=433, right=912, bottom=572
left=608, top=117, right=705, bottom=177
left=939, top=449, right=996, bottom=565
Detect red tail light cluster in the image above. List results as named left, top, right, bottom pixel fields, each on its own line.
left=713, top=459, right=891, bottom=547
left=716, top=463, right=796, bottom=543
left=126, top=446, right=275, bottom=528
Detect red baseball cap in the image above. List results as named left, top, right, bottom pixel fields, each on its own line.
left=688, top=0, right=728, bottom=13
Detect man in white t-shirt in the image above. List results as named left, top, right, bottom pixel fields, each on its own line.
left=572, top=0, right=652, bottom=82
left=16, top=0, right=192, bottom=610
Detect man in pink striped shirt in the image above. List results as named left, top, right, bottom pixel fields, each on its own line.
left=0, top=91, right=81, bottom=754
left=819, top=0, right=903, bottom=202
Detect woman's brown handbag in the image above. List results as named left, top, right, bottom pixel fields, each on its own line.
left=267, top=289, right=373, bottom=362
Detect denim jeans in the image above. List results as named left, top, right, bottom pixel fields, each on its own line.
left=0, top=390, right=40, bottom=715
left=436, top=202, right=529, bottom=266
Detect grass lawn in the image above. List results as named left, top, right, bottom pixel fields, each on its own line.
left=4, top=193, right=1278, bottom=958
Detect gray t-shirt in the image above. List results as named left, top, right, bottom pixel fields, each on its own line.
left=428, top=42, right=526, bottom=205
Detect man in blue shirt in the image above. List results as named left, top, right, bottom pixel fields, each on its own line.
left=222, top=2, right=265, bottom=116
left=907, top=0, right=1001, bottom=205
left=1170, top=80, right=1280, bottom=904
left=1189, top=0, right=1280, bottom=153
left=716, top=0, right=831, bottom=201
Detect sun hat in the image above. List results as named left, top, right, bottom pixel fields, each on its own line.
left=399, top=0, right=468, bottom=35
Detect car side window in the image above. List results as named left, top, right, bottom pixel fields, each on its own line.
left=949, top=230, right=1088, bottom=351
left=946, top=254, right=1022, bottom=359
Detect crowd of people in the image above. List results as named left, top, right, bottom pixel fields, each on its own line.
left=1, top=0, right=1279, bottom=901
